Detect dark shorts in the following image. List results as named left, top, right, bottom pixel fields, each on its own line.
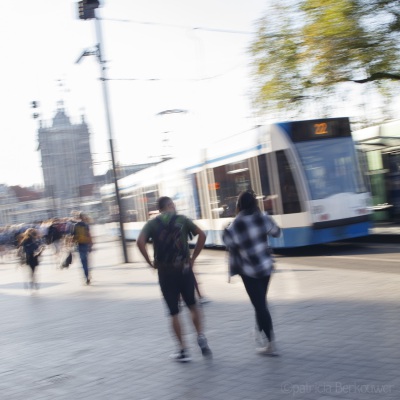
left=158, top=268, right=196, bottom=316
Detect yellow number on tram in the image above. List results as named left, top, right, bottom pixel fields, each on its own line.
left=314, top=123, right=328, bottom=135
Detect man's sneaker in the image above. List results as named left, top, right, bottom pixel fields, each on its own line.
left=197, top=334, right=212, bottom=358
left=257, top=341, right=279, bottom=357
left=169, top=349, right=192, bottom=363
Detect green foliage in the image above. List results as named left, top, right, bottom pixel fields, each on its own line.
left=250, top=0, right=400, bottom=115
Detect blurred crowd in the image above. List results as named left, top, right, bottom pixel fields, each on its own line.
left=0, top=211, right=93, bottom=289
left=0, top=217, right=74, bottom=256
left=0, top=211, right=91, bottom=259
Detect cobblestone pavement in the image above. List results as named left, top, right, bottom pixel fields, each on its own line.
left=1, top=233, right=399, bottom=400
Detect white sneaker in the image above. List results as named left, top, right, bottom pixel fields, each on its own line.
left=252, top=329, right=267, bottom=347
left=169, top=349, right=192, bottom=362
left=257, top=341, right=279, bottom=356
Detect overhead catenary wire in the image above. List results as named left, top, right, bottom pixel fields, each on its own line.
left=96, top=17, right=253, bottom=82
left=101, top=17, right=254, bottom=35
left=103, top=63, right=246, bottom=82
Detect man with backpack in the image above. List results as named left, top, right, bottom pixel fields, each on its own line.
left=137, top=196, right=212, bottom=362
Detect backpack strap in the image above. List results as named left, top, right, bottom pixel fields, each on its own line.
left=155, top=214, right=178, bottom=230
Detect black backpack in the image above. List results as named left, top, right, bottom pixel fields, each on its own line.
left=47, top=224, right=62, bottom=244
left=153, top=215, right=187, bottom=270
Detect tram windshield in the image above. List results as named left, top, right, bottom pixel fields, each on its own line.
left=294, top=137, right=366, bottom=200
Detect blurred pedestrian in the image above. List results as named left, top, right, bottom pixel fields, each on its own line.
left=222, top=189, right=281, bottom=356
left=137, top=196, right=212, bottom=362
left=72, top=211, right=93, bottom=285
left=46, top=218, right=63, bottom=256
left=19, top=228, right=44, bottom=290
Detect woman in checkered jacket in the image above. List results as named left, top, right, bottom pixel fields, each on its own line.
left=223, top=189, right=281, bottom=356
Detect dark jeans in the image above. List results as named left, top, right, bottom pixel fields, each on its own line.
left=78, top=244, right=90, bottom=279
left=241, top=274, right=274, bottom=342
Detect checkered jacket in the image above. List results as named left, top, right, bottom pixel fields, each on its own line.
left=222, top=211, right=281, bottom=279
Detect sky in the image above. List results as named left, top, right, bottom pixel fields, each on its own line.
left=0, top=0, right=271, bottom=187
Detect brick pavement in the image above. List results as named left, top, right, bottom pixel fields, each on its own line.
left=0, top=234, right=399, bottom=400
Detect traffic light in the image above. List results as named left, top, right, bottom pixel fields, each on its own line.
left=31, top=100, right=39, bottom=119
left=78, top=0, right=100, bottom=20
left=78, top=1, right=85, bottom=19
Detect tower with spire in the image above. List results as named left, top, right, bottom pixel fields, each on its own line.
left=37, top=99, right=95, bottom=203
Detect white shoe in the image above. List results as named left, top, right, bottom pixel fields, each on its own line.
left=169, top=349, right=192, bottom=362
left=252, top=329, right=267, bottom=347
left=257, top=341, right=279, bottom=356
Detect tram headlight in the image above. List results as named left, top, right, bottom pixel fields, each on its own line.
left=312, top=205, right=324, bottom=215
left=312, top=205, right=329, bottom=221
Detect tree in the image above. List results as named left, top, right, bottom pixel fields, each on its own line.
left=249, top=0, right=400, bottom=116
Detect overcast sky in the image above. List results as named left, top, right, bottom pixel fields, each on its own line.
left=0, top=0, right=271, bottom=187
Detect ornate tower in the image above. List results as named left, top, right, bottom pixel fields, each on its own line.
left=37, top=101, right=95, bottom=201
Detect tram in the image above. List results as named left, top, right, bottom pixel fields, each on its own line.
left=100, top=117, right=372, bottom=248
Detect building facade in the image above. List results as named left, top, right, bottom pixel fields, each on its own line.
left=37, top=103, right=95, bottom=201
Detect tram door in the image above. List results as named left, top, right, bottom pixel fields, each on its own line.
left=201, top=159, right=255, bottom=245
left=257, top=151, right=302, bottom=216
left=257, top=154, right=278, bottom=214
left=210, top=159, right=253, bottom=219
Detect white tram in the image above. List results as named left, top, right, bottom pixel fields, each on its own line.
left=101, top=117, right=371, bottom=248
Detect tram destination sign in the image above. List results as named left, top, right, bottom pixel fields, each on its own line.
left=285, top=117, right=351, bottom=142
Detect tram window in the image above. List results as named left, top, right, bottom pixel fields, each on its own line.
left=212, top=160, right=251, bottom=218
left=104, top=197, right=119, bottom=222
left=294, top=138, right=366, bottom=199
left=121, top=195, right=137, bottom=222
left=387, top=153, right=400, bottom=173
left=190, top=174, right=202, bottom=219
left=132, top=186, right=159, bottom=221
left=143, top=186, right=159, bottom=219
left=276, top=150, right=301, bottom=214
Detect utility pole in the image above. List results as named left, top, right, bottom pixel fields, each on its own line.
left=77, top=0, right=129, bottom=263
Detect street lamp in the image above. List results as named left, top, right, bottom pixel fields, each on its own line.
left=156, top=109, right=188, bottom=116
left=75, top=1, right=129, bottom=263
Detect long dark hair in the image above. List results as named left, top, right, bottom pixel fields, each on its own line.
left=236, top=189, right=260, bottom=215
